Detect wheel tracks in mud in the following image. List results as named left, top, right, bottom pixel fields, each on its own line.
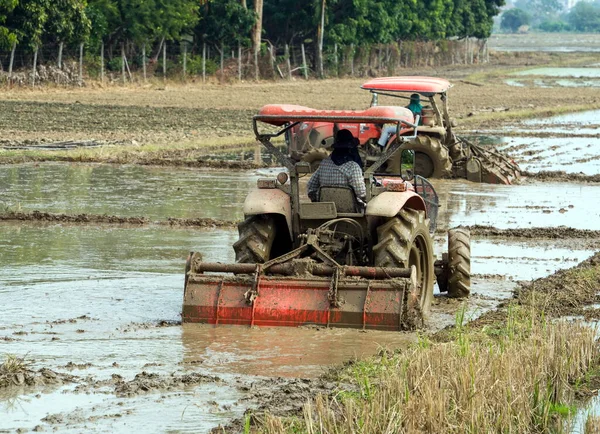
left=521, top=170, right=600, bottom=183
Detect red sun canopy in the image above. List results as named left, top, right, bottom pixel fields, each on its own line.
left=255, top=104, right=415, bottom=126
left=361, top=76, right=452, bottom=95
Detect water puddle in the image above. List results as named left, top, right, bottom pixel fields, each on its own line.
left=0, top=163, right=266, bottom=220
left=515, top=68, right=600, bottom=78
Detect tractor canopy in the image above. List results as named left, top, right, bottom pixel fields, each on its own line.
left=255, top=104, right=415, bottom=127
left=361, top=76, right=452, bottom=96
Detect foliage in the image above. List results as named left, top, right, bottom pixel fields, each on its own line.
left=514, top=0, right=563, bottom=26
left=537, top=19, right=569, bottom=32
left=196, top=0, right=255, bottom=47
left=568, top=1, right=600, bottom=32
left=501, top=8, right=531, bottom=32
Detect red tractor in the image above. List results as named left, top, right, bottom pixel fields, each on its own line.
left=287, top=76, right=520, bottom=185
left=183, top=106, right=471, bottom=331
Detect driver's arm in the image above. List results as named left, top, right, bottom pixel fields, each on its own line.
left=307, top=169, right=320, bottom=202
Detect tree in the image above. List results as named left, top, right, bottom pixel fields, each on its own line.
left=514, top=0, right=562, bottom=25
left=196, top=0, right=254, bottom=47
left=5, top=0, right=90, bottom=49
left=0, top=0, right=18, bottom=48
left=568, top=1, right=600, bottom=32
left=501, top=8, right=530, bottom=32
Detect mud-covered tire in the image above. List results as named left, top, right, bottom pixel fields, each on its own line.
left=447, top=228, right=471, bottom=298
left=233, top=215, right=276, bottom=263
left=373, top=209, right=435, bottom=318
left=388, top=135, right=452, bottom=178
left=301, top=148, right=330, bottom=172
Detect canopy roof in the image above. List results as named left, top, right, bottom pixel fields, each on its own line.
left=255, top=104, right=415, bottom=127
left=361, top=76, right=452, bottom=95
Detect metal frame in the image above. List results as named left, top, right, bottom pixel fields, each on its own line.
left=252, top=113, right=421, bottom=246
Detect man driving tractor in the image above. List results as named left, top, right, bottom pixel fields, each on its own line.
left=307, top=129, right=367, bottom=204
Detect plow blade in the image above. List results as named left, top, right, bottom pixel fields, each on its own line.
left=183, top=258, right=418, bottom=331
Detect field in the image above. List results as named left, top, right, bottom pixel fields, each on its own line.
left=2, top=49, right=600, bottom=433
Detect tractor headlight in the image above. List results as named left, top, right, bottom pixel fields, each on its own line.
left=257, top=179, right=277, bottom=189
left=277, top=172, right=289, bottom=185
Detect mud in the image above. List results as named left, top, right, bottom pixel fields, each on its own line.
left=0, top=211, right=238, bottom=228
left=523, top=170, right=600, bottom=183
left=464, top=225, right=600, bottom=240
left=0, top=366, right=76, bottom=389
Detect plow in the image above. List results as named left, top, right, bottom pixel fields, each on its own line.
left=183, top=105, right=471, bottom=331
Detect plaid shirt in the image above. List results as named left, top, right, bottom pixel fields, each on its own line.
left=307, top=157, right=366, bottom=202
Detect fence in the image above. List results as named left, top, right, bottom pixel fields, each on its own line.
left=0, top=38, right=491, bottom=87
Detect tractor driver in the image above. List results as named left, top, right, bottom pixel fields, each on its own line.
left=307, top=129, right=366, bottom=205
left=377, top=93, right=424, bottom=148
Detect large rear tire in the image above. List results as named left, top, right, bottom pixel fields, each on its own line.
left=387, top=135, right=452, bottom=178
left=373, top=209, right=435, bottom=319
left=233, top=215, right=276, bottom=263
left=447, top=228, right=471, bottom=298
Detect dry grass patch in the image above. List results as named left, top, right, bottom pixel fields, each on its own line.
left=259, top=307, right=598, bottom=433
left=257, top=253, right=600, bottom=434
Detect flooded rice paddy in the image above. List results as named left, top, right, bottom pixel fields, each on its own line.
left=2, top=112, right=600, bottom=431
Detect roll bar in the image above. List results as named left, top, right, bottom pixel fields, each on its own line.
left=252, top=114, right=420, bottom=172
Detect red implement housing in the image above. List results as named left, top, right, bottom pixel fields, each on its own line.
left=183, top=254, right=419, bottom=331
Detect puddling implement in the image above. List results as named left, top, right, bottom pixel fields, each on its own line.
left=184, top=252, right=421, bottom=331
left=183, top=107, right=471, bottom=331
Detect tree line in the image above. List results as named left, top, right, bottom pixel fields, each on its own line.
left=0, top=0, right=504, bottom=79
left=501, top=0, right=600, bottom=33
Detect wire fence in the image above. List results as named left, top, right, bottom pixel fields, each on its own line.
left=0, top=38, right=491, bottom=87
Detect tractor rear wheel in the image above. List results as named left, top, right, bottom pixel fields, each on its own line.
left=387, top=135, right=452, bottom=178
left=233, top=215, right=276, bottom=263
left=447, top=228, right=471, bottom=298
left=373, top=209, right=435, bottom=318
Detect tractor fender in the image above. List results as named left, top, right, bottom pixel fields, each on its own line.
left=242, top=188, right=292, bottom=237
left=366, top=191, right=427, bottom=218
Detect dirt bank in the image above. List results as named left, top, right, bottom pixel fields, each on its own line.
left=523, top=170, right=600, bottom=183
left=0, top=211, right=238, bottom=228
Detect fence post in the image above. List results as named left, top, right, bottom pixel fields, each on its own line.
left=32, top=45, right=38, bottom=87
left=183, top=42, right=188, bottom=80
left=285, top=44, right=292, bottom=80
left=202, top=42, right=206, bottom=84
left=301, top=43, right=308, bottom=80
left=58, top=42, right=64, bottom=69
left=100, top=42, right=105, bottom=84
left=122, top=44, right=126, bottom=84
left=220, top=42, right=224, bottom=82
left=142, top=44, right=147, bottom=82
left=79, top=42, right=84, bottom=85
left=334, top=43, right=338, bottom=76
left=163, top=40, right=167, bottom=82
left=350, top=43, right=355, bottom=76
left=254, top=46, right=259, bottom=81
left=8, top=41, right=16, bottom=84
left=238, top=43, right=242, bottom=82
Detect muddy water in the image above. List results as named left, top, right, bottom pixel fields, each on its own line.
left=2, top=163, right=599, bottom=432
left=0, top=163, right=267, bottom=220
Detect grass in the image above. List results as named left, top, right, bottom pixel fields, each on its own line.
left=256, top=254, right=600, bottom=433
left=0, top=354, right=32, bottom=388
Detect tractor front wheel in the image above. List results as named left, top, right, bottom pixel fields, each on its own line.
left=447, top=228, right=471, bottom=298
left=233, top=215, right=276, bottom=263
left=373, top=209, right=435, bottom=320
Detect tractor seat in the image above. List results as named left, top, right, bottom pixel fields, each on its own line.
left=318, top=185, right=364, bottom=215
